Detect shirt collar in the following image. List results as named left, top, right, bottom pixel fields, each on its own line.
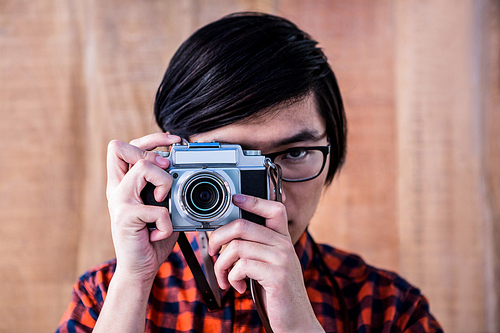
left=294, top=229, right=315, bottom=275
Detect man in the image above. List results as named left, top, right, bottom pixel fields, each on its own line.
left=57, top=12, right=443, bottom=332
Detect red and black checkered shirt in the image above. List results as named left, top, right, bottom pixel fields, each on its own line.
left=56, top=231, right=443, bottom=332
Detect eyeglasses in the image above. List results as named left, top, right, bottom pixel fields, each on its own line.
left=264, top=145, right=330, bottom=182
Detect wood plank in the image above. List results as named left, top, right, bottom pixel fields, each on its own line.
left=482, top=1, right=500, bottom=331
left=395, top=1, right=487, bottom=331
left=0, top=0, right=85, bottom=331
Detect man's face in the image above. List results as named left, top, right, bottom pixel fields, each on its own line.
left=189, top=94, right=329, bottom=244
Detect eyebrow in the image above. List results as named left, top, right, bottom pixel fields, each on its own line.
left=269, top=129, right=326, bottom=148
left=211, top=129, right=326, bottom=151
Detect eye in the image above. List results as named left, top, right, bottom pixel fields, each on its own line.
left=282, top=150, right=307, bottom=160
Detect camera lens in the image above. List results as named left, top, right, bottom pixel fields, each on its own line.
left=182, top=172, right=230, bottom=221
left=190, top=182, right=219, bottom=213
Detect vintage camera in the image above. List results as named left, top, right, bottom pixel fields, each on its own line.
left=141, top=142, right=270, bottom=231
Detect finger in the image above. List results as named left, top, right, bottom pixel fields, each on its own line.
left=208, top=219, right=286, bottom=256
left=106, top=140, right=170, bottom=196
left=137, top=205, right=174, bottom=242
left=129, top=133, right=181, bottom=151
left=110, top=201, right=170, bottom=233
left=213, top=239, right=280, bottom=290
left=110, top=138, right=172, bottom=169
left=234, top=193, right=288, bottom=233
left=228, top=261, right=248, bottom=294
left=115, top=159, right=173, bottom=204
left=228, top=259, right=278, bottom=294
left=132, top=204, right=172, bottom=233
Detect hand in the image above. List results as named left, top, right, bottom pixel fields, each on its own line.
left=106, top=133, right=181, bottom=284
left=208, top=194, right=324, bottom=333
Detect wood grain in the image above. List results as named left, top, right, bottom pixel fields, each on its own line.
left=0, top=0, right=84, bottom=330
left=394, top=1, right=498, bottom=331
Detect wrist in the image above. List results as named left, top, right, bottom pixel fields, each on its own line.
left=93, top=269, right=155, bottom=332
left=283, top=300, right=325, bottom=333
left=111, top=267, right=157, bottom=292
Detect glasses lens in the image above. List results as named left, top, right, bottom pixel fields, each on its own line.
left=274, top=148, right=325, bottom=181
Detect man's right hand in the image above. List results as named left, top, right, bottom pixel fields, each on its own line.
left=92, top=133, right=182, bottom=332
left=106, top=133, right=181, bottom=285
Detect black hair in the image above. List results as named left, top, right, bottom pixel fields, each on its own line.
left=154, top=12, right=346, bottom=185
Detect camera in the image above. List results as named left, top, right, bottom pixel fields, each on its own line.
left=140, top=142, right=270, bottom=231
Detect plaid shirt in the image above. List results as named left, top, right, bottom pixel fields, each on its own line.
left=56, top=231, right=443, bottom=332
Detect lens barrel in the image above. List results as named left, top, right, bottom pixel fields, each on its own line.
left=182, top=172, right=230, bottom=221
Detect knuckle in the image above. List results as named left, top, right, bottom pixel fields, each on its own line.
left=228, top=239, right=243, bottom=253
left=227, top=272, right=236, bottom=284
left=249, top=195, right=259, bottom=207
left=208, top=232, right=219, bottom=246
left=162, top=207, right=171, bottom=220
left=235, top=258, right=248, bottom=271
left=214, top=259, right=226, bottom=276
left=273, top=202, right=287, bottom=217
left=134, top=158, right=150, bottom=169
left=276, top=247, right=290, bottom=264
left=234, top=219, right=251, bottom=233
left=107, top=139, right=123, bottom=152
left=157, top=206, right=169, bottom=217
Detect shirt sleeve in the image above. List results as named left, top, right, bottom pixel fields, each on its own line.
left=398, top=288, right=444, bottom=333
left=55, top=261, right=114, bottom=333
left=55, top=279, right=101, bottom=332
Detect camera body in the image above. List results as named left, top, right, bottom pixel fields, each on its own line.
left=141, top=142, right=270, bottom=231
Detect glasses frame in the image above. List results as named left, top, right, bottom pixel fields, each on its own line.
left=264, top=145, right=331, bottom=182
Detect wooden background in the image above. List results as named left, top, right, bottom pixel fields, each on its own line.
left=0, top=0, right=498, bottom=332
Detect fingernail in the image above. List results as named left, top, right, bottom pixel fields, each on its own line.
left=233, top=194, right=246, bottom=204
left=156, top=154, right=168, bottom=166
left=167, top=134, right=180, bottom=140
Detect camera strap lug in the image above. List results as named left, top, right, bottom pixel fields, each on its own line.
left=265, top=159, right=283, bottom=203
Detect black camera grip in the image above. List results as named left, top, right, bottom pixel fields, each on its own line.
left=240, top=169, right=267, bottom=226
left=140, top=182, right=168, bottom=228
